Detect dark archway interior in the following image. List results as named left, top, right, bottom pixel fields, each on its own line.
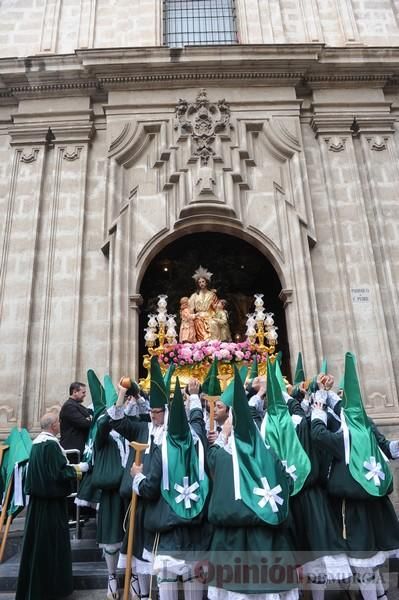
left=138, top=232, right=290, bottom=379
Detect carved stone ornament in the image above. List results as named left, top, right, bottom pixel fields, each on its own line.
left=368, top=136, right=387, bottom=151
left=20, top=149, right=39, bottom=163
left=326, top=136, right=346, bottom=152
left=174, top=88, right=231, bottom=166
left=63, top=146, right=82, bottom=161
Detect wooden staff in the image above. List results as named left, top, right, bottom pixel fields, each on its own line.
left=0, top=445, right=9, bottom=470
left=204, top=395, right=218, bottom=433
left=123, top=441, right=149, bottom=600
left=0, top=513, right=12, bottom=562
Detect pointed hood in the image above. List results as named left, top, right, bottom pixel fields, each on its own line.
left=308, top=376, right=318, bottom=394
left=261, top=360, right=311, bottom=495
left=104, top=375, right=118, bottom=409
left=87, top=369, right=106, bottom=418
left=274, top=359, right=287, bottom=393
left=293, top=352, right=305, bottom=385
left=230, top=365, right=290, bottom=525
left=150, top=355, right=168, bottom=409
left=84, top=369, right=107, bottom=463
left=321, top=358, right=328, bottom=375
left=341, top=352, right=392, bottom=496
left=2, top=428, right=32, bottom=494
left=163, top=364, right=176, bottom=400
left=220, top=365, right=248, bottom=408
left=2, top=427, right=32, bottom=518
left=202, top=359, right=222, bottom=396
left=338, top=374, right=344, bottom=391
left=161, top=378, right=209, bottom=519
left=249, top=356, right=259, bottom=380
left=167, top=378, right=189, bottom=439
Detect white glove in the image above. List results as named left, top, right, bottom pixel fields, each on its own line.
left=314, top=390, right=328, bottom=406
left=389, top=440, right=399, bottom=459
left=78, top=462, right=89, bottom=473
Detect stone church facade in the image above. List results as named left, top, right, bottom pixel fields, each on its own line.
left=0, top=0, right=399, bottom=444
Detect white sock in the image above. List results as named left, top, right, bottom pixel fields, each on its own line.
left=138, top=573, right=150, bottom=598
left=310, top=590, right=325, bottom=600
left=375, top=570, right=387, bottom=598
left=158, top=581, right=178, bottom=600
left=355, top=568, right=377, bottom=600
left=182, top=578, right=204, bottom=600
left=104, top=546, right=119, bottom=576
left=107, top=573, right=119, bottom=600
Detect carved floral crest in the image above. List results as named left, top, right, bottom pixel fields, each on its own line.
left=174, top=89, right=231, bottom=165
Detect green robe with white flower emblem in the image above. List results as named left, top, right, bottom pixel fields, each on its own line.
left=138, top=407, right=213, bottom=558
left=311, top=417, right=399, bottom=556
left=206, top=444, right=298, bottom=595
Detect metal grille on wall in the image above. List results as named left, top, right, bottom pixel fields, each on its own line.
left=163, top=0, right=237, bottom=47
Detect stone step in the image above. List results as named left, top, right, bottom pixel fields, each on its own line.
left=0, top=557, right=111, bottom=592
left=0, top=515, right=104, bottom=593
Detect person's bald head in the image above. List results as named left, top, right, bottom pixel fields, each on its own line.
left=40, top=411, right=60, bottom=435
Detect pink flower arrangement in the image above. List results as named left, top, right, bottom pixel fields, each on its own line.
left=157, top=340, right=268, bottom=367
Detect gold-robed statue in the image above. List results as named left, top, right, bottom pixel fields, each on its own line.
left=181, top=266, right=232, bottom=342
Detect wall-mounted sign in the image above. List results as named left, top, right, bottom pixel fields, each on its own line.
left=351, top=286, right=371, bottom=304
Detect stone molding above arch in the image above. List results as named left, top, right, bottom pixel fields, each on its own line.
left=133, top=217, right=289, bottom=296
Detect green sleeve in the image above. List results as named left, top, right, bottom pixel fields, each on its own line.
left=369, top=418, right=392, bottom=458
left=287, top=397, right=306, bottom=417
left=138, top=446, right=162, bottom=500
left=206, top=444, right=222, bottom=477
left=110, top=415, right=147, bottom=442
left=311, top=418, right=345, bottom=460
left=189, top=408, right=207, bottom=447
left=95, top=414, right=112, bottom=449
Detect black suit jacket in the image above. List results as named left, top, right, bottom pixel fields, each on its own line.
left=59, top=398, right=92, bottom=458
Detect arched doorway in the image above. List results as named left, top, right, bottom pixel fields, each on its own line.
left=138, top=232, right=290, bottom=379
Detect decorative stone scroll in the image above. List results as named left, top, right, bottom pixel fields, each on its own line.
left=326, top=136, right=346, bottom=152
left=368, top=136, right=387, bottom=152
left=63, top=147, right=82, bottom=161
left=174, top=88, right=231, bottom=166
left=20, top=149, right=39, bottom=163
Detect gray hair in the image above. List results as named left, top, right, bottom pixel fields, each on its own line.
left=40, top=411, right=59, bottom=431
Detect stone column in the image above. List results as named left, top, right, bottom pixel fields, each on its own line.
left=0, top=129, right=46, bottom=432
left=310, top=107, right=398, bottom=419
left=129, top=293, right=143, bottom=380
left=354, top=118, right=399, bottom=419
left=4, top=103, right=94, bottom=430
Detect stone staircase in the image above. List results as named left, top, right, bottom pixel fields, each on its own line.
left=0, top=508, right=117, bottom=599
left=0, top=510, right=398, bottom=599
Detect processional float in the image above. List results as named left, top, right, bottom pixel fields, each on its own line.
left=139, top=292, right=279, bottom=393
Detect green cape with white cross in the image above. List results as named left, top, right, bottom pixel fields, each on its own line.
left=342, top=352, right=392, bottom=497
left=160, top=378, right=209, bottom=519
left=261, top=360, right=311, bottom=496
left=230, top=365, right=290, bottom=525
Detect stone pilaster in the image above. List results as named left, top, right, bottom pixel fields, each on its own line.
left=5, top=107, right=94, bottom=431
left=0, top=129, right=47, bottom=431
left=129, top=294, right=143, bottom=380
left=310, top=109, right=399, bottom=420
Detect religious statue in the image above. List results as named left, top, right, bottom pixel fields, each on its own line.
left=178, top=296, right=196, bottom=343
left=185, top=266, right=218, bottom=341
left=209, top=299, right=232, bottom=342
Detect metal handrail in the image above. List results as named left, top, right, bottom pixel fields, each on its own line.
left=65, top=449, right=82, bottom=539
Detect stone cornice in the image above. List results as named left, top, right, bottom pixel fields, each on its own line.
left=1, top=45, right=399, bottom=99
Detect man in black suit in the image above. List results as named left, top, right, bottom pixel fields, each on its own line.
left=60, top=381, right=92, bottom=461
